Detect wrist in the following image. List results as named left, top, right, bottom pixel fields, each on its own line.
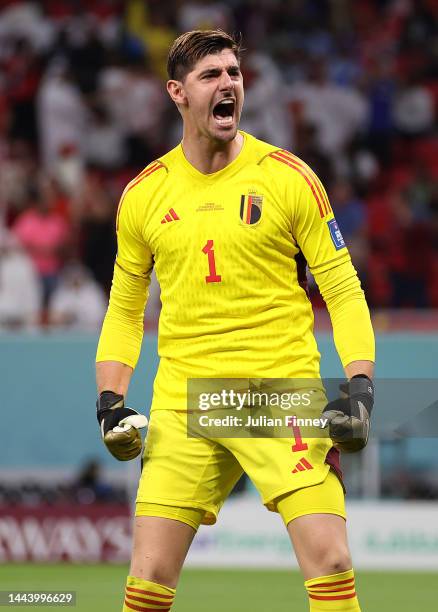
left=97, top=391, right=124, bottom=424
left=99, top=390, right=124, bottom=406
left=350, top=374, right=372, bottom=382
left=349, top=375, right=374, bottom=414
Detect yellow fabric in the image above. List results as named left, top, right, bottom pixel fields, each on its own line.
left=135, top=502, right=205, bottom=532
left=96, top=131, right=374, bottom=410
left=125, top=0, right=175, bottom=79
left=136, top=410, right=242, bottom=524
left=315, top=262, right=375, bottom=367
left=136, top=468, right=344, bottom=531
left=305, top=569, right=360, bottom=611
left=136, top=409, right=336, bottom=523
left=276, top=470, right=345, bottom=526
left=123, top=576, right=175, bottom=612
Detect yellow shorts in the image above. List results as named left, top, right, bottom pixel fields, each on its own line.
left=136, top=410, right=344, bottom=527
left=136, top=470, right=345, bottom=530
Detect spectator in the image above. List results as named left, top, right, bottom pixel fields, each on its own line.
left=0, top=226, right=41, bottom=330
left=177, top=0, right=233, bottom=32
left=3, top=37, right=41, bottom=143
left=331, top=180, right=366, bottom=242
left=48, top=262, right=107, bottom=331
left=364, top=60, right=396, bottom=165
left=125, top=0, right=177, bottom=80
left=73, top=459, right=118, bottom=504
left=12, top=183, right=70, bottom=306
left=37, top=59, right=87, bottom=171
left=0, top=1, right=53, bottom=53
left=0, top=139, right=37, bottom=226
left=67, top=22, right=107, bottom=95
left=386, top=190, right=432, bottom=308
left=292, top=121, right=333, bottom=188
left=75, top=170, right=117, bottom=293
left=84, top=103, right=126, bottom=170
left=330, top=179, right=368, bottom=277
left=393, top=73, right=435, bottom=137
left=122, top=57, right=168, bottom=165
left=99, top=55, right=168, bottom=166
left=287, top=59, right=368, bottom=158
left=328, top=36, right=362, bottom=89
left=407, top=164, right=436, bottom=222
left=239, top=52, right=292, bottom=150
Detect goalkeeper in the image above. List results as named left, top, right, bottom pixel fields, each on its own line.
left=96, top=30, right=374, bottom=612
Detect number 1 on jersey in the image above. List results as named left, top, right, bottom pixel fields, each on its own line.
left=202, top=240, right=222, bottom=283
left=290, top=422, right=309, bottom=452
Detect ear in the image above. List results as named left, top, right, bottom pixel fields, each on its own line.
left=167, top=79, right=187, bottom=106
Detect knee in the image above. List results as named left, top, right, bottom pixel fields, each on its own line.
left=130, top=554, right=179, bottom=589
left=317, top=546, right=352, bottom=576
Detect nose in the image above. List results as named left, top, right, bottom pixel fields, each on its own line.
left=219, top=70, right=233, bottom=91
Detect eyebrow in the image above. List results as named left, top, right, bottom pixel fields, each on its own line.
left=198, top=65, right=241, bottom=77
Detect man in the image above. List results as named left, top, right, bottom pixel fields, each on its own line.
left=96, top=30, right=374, bottom=612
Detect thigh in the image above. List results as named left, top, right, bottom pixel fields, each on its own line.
left=137, top=410, right=243, bottom=524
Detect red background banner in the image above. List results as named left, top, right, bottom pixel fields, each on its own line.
left=0, top=505, right=131, bottom=563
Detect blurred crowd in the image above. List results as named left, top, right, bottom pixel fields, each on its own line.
left=0, top=460, right=129, bottom=506
left=0, top=0, right=437, bottom=331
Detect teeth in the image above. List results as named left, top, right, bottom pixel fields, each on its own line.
left=216, top=115, right=233, bottom=126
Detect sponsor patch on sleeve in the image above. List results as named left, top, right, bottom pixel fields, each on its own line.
left=327, top=218, right=345, bottom=250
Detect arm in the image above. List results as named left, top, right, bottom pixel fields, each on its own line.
left=96, top=184, right=153, bottom=389
left=96, top=361, right=133, bottom=396
left=314, top=260, right=375, bottom=453
left=95, top=186, right=153, bottom=459
left=289, top=168, right=375, bottom=375
left=345, top=360, right=373, bottom=380
left=289, top=163, right=374, bottom=451
left=312, top=259, right=375, bottom=379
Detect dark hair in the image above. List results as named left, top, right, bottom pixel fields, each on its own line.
left=167, top=29, right=242, bottom=81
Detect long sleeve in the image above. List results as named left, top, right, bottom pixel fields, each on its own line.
left=96, top=186, right=153, bottom=369
left=289, top=160, right=374, bottom=367
left=313, top=260, right=375, bottom=367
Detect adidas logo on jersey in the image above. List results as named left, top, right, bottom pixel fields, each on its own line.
left=292, top=457, right=313, bottom=474
left=161, top=208, right=180, bottom=224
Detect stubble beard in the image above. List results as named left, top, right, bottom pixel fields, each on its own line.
left=208, top=112, right=241, bottom=145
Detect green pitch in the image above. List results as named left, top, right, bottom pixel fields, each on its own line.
left=1, top=564, right=436, bottom=611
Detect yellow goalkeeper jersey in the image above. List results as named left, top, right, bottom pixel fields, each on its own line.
left=97, top=131, right=374, bottom=410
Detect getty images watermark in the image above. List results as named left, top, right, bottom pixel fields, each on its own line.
left=187, top=379, right=331, bottom=438
left=187, top=377, right=438, bottom=439
left=197, top=388, right=328, bottom=429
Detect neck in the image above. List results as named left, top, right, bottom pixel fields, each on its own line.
left=181, top=130, right=244, bottom=174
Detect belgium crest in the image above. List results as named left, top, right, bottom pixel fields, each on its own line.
left=240, top=192, right=263, bottom=225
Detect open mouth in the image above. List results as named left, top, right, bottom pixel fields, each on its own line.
left=212, top=99, right=235, bottom=127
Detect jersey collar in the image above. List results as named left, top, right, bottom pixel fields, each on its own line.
left=177, top=131, right=251, bottom=182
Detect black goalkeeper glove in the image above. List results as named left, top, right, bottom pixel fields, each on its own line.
left=323, top=375, right=374, bottom=453
left=96, top=391, right=148, bottom=461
